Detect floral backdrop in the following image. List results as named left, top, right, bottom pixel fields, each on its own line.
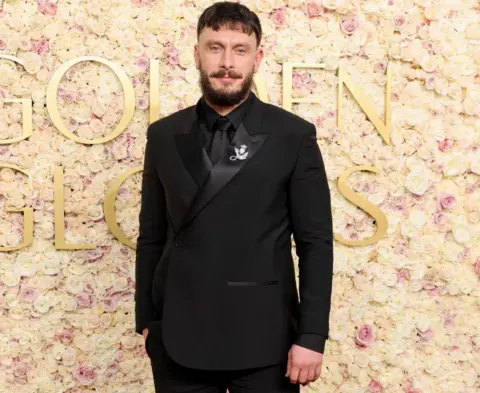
left=0, top=0, right=479, bottom=392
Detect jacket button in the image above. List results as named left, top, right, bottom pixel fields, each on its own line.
left=174, top=239, right=182, bottom=247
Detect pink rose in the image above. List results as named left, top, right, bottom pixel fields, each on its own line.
left=73, top=364, right=96, bottom=386
left=74, top=292, right=93, bottom=308
left=103, top=297, right=119, bottom=312
left=57, top=329, right=74, bottom=344
left=425, top=76, right=436, bottom=90
left=18, top=286, right=39, bottom=302
left=355, top=324, right=375, bottom=347
left=136, top=97, right=149, bottom=110
left=369, top=379, right=383, bottom=392
left=374, top=61, right=387, bottom=74
left=270, top=8, right=286, bottom=26
left=433, top=212, right=448, bottom=225
left=340, top=16, right=359, bottom=35
left=13, top=362, right=28, bottom=378
left=416, top=328, right=433, bottom=342
left=443, top=313, right=455, bottom=329
left=135, top=55, right=150, bottom=71
left=31, top=38, right=49, bottom=54
left=45, top=2, right=57, bottom=16
left=397, top=269, right=410, bottom=283
left=437, top=138, right=450, bottom=151
left=164, top=43, right=179, bottom=66
left=306, top=1, right=323, bottom=18
left=104, top=363, right=119, bottom=379
left=392, top=14, right=406, bottom=30
left=437, top=192, right=456, bottom=210
left=475, top=258, right=480, bottom=275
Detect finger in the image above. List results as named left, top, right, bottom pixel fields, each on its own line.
left=307, top=365, right=316, bottom=383
left=298, top=366, right=309, bottom=385
left=289, top=365, right=300, bottom=384
left=314, top=363, right=322, bottom=380
left=285, top=350, right=292, bottom=377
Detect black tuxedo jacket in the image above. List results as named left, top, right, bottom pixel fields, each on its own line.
left=135, top=92, right=333, bottom=370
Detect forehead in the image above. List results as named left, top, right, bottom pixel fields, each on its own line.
left=198, top=26, right=256, bottom=46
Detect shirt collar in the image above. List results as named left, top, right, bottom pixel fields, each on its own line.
left=200, top=91, right=253, bottom=132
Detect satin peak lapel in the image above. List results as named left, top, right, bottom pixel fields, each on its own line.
left=174, top=107, right=212, bottom=189
left=173, top=107, right=211, bottom=232
left=179, top=97, right=268, bottom=231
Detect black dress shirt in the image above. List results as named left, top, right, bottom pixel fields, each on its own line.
left=199, top=91, right=254, bottom=153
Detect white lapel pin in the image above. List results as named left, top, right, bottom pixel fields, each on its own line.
left=230, top=144, right=249, bottom=161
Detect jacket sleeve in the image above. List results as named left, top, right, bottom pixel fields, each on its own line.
left=288, top=123, right=333, bottom=353
left=134, top=124, right=168, bottom=335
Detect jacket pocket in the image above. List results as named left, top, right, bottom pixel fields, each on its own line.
left=226, top=280, right=279, bottom=286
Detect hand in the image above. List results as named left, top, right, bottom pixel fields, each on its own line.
left=142, top=328, right=148, bottom=342
left=285, top=344, right=323, bottom=386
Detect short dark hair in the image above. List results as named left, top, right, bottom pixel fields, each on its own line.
left=197, top=1, right=262, bottom=47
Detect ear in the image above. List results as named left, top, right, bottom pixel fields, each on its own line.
left=194, top=44, right=200, bottom=70
left=254, top=47, right=264, bottom=73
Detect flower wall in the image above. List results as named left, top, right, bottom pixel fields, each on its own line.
left=0, top=0, right=479, bottom=392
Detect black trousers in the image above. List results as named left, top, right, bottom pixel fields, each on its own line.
left=145, top=322, right=299, bottom=393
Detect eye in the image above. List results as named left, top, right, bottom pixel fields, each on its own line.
left=211, top=46, right=221, bottom=52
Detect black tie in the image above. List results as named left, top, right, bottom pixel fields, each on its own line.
left=209, top=116, right=233, bottom=165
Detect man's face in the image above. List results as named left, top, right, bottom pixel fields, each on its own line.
left=194, top=25, right=263, bottom=107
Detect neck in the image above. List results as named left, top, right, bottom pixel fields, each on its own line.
left=204, top=93, right=250, bottom=116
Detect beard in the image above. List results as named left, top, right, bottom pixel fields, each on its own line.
left=199, top=62, right=255, bottom=107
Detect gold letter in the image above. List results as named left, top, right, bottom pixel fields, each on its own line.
left=104, top=167, right=142, bottom=249
left=0, top=55, right=33, bottom=144
left=149, top=59, right=160, bottom=124
left=338, top=63, right=392, bottom=145
left=0, top=164, right=33, bottom=251
left=46, top=56, right=135, bottom=144
left=282, top=62, right=392, bottom=145
left=335, top=166, right=388, bottom=246
left=54, top=166, right=95, bottom=249
left=253, top=74, right=269, bottom=102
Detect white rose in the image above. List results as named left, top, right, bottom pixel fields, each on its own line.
left=380, top=267, right=398, bottom=287
left=400, top=220, right=419, bottom=239
left=424, top=356, right=441, bottom=375
left=15, top=257, right=38, bottom=277
left=452, top=223, right=470, bottom=244
left=405, top=171, right=429, bottom=195
left=184, top=66, right=198, bottom=85
left=329, top=323, right=348, bottom=341
left=178, top=51, right=195, bottom=69
left=21, top=52, right=42, bottom=74
left=408, top=210, right=428, bottom=229
left=2, top=272, right=21, bottom=287
left=65, top=276, right=84, bottom=294
left=310, top=19, right=328, bottom=36
left=61, top=347, right=76, bottom=366
left=33, top=296, right=52, bottom=313
left=443, top=241, right=463, bottom=262
left=87, top=160, right=104, bottom=173
left=322, top=0, right=339, bottom=10
left=87, top=205, right=104, bottom=220
left=286, top=0, right=303, bottom=6
left=443, top=154, right=469, bottom=177
left=371, top=281, right=389, bottom=303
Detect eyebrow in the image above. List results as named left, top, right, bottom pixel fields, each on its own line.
left=205, top=40, right=251, bottom=49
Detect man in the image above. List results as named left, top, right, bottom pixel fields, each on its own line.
left=135, top=2, right=333, bottom=392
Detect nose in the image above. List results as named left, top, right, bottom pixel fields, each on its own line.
left=220, top=49, right=234, bottom=69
